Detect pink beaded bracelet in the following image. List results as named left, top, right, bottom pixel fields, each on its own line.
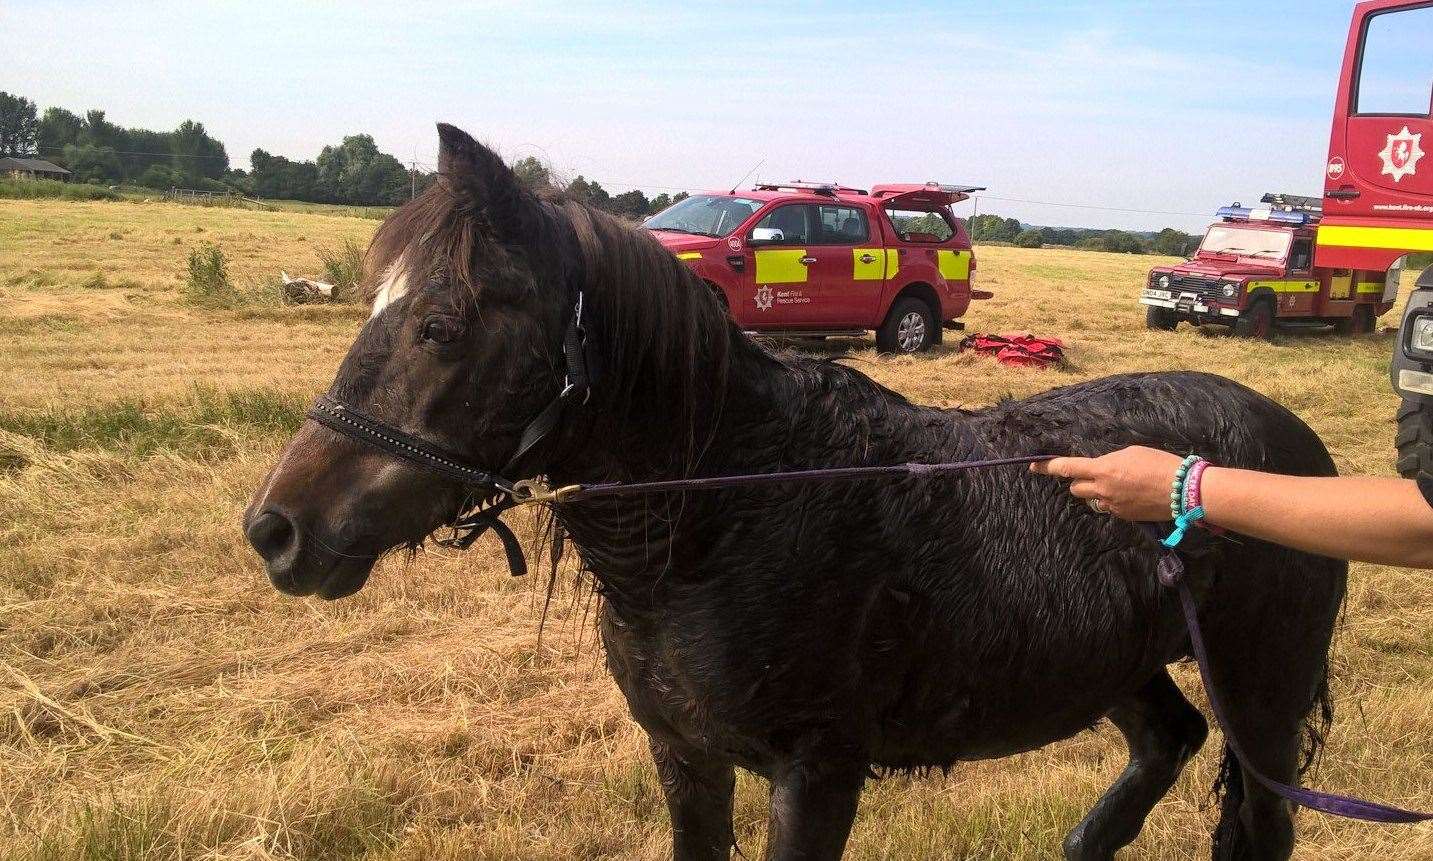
left=1184, top=458, right=1209, bottom=513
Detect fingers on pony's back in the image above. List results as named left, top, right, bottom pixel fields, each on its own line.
left=1038, top=456, right=1091, bottom=479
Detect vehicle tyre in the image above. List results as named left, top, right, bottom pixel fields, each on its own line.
left=1233, top=298, right=1275, bottom=340
left=1336, top=303, right=1375, bottom=336
left=876, top=298, right=936, bottom=354
left=1146, top=305, right=1178, bottom=331
left=1396, top=397, right=1433, bottom=480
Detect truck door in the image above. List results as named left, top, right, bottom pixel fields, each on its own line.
left=804, top=203, right=882, bottom=326
left=1348, top=4, right=1433, bottom=197
left=746, top=203, right=820, bottom=326
left=1328, top=3, right=1433, bottom=208
left=1319, top=1, right=1433, bottom=271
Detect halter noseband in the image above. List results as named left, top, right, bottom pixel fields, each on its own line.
left=304, top=291, right=592, bottom=575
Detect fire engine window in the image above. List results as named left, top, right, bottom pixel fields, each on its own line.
left=752, top=205, right=812, bottom=244
left=885, top=208, right=955, bottom=242
left=1355, top=6, right=1433, bottom=116
left=1200, top=225, right=1291, bottom=261
left=813, top=205, right=869, bottom=245
left=1289, top=239, right=1313, bottom=272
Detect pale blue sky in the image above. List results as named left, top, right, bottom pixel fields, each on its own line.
left=3, top=1, right=1366, bottom=231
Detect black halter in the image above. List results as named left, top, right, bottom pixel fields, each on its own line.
left=305, top=292, right=592, bottom=576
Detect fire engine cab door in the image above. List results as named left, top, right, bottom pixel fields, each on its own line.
left=804, top=203, right=882, bottom=326
left=1340, top=4, right=1433, bottom=198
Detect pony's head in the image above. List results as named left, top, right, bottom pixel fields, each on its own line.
left=244, top=124, right=730, bottom=599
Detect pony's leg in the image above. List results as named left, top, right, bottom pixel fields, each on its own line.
left=651, top=739, right=736, bottom=861
left=1062, top=670, right=1209, bottom=860
left=763, top=757, right=866, bottom=861
left=1203, top=554, right=1344, bottom=861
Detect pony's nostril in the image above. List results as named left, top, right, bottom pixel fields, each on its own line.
left=246, top=509, right=299, bottom=566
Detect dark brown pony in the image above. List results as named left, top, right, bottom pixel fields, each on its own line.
left=245, top=124, right=1346, bottom=860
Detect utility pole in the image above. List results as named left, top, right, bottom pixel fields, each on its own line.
left=410, top=161, right=417, bottom=200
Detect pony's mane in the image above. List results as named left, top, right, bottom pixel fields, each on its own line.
left=363, top=182, right=743, bottom=478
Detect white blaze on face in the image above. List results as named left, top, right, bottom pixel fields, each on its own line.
left=370, top=258, right=413, bottom=317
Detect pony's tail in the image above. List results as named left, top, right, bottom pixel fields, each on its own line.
left=1210, top=668, right=1334, bottom=859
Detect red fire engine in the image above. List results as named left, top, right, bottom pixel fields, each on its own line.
left=646, top=181, right=987, bottom=353
left=1142, top=194, right=1399, bottom=338
left=1320, top=1, right=1433, bottom=478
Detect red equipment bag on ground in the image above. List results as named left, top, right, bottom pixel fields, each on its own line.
left=958, top=332, right=1066, bottom=368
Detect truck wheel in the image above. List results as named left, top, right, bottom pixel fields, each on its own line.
left=1146, top=305, right=1178, bottom=331
left=1336, top=303, right=1375, bottom=336
left=1396, top=397, right=1433, bottom=481
left=876, top=298, right=936, bottom=354
left=1233, top=298, right=1275, bottom=340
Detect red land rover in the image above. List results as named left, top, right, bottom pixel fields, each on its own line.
left=1143, top=194, right=1398, bottom=338
left=645, top=181, right=987, bottom=353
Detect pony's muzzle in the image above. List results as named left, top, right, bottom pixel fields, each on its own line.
left=245, top=507, right=309, bottom=594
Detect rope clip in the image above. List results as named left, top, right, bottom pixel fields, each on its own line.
left=510, top=478, right=583, bottom=505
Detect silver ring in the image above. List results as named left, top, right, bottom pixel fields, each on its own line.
left=1087, top=498, right=1110, bottom=514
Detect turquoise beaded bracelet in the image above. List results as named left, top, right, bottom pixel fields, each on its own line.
left=1170, top=454, right=1200, bottom=520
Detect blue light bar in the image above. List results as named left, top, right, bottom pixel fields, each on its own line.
left=1217, top=205, right=1310, bottom=226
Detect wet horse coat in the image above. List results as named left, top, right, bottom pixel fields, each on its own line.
left=245, top=124, right=1347, bottom=860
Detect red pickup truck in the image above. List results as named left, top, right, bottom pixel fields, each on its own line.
left=646, top=181, right=986, bottom=353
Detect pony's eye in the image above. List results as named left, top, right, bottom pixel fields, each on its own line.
left=421, top=317, right=464, bottom=344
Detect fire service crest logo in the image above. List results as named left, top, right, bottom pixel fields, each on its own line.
left=1379, top=126, right=1424, bottom=183
left=754, top=284, right=773, bottom=311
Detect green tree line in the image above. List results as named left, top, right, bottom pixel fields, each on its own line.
left=0, top=91, right=691, bottom=213
left=969, top=213, right=1199, bottom=256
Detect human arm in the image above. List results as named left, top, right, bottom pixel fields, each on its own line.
left=1031, top=445, right=1433, bottom=568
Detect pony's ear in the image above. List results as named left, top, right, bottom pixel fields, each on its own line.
left=436, top=123, right=539, bottom=239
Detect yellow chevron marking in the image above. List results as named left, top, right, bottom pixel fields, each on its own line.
left=1318, top=225, right=1433, bottom=253
left=852, top=248, right=884, bottom=281
left=937, top=249, right=971, bottom=280
left=1248, top=280, right=1319, bottom=294
left=754, top=249, right=808, bottom=284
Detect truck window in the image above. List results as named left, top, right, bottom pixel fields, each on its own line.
left=885, top=208, right=954, bottom=242
left=751, top=204, right=813, bottom=244
left=1289, top=239, right=1313, bottom=272
left=1355, top=5, right=1433, bottom=116
left=813, top=205, right=868, bottom=245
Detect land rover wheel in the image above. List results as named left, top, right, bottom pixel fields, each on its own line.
left=1146, top=305, right=1178, bottom=331
left=877, top=298, right=935, bottom=354
left=1396, top=397, right=1433, bottom=481
left=1234, top=298, right=1274, bottom=340
left=1336, top=304, right=1375, bottom=336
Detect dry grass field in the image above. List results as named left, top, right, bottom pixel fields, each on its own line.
left=0, top=197, right=1429, bottom=859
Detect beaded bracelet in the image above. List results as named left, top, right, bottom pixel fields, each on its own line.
left=1170, top=454, right=1200, bottom=521
left=1184, top=458, right=1210, bottom=514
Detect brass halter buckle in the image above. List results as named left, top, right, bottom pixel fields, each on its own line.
left=510, top=478, right=583, bottom=505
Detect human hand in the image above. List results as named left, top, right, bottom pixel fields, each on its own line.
left=1030, top=446, right=1185, bottom=521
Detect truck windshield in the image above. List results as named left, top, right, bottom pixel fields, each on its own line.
left=1199, top=225, right=1291, bottom=261
left=646, top=195, right=763, bottom=238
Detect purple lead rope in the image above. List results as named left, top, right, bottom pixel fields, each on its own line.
left=557, top=455, right=1058, bottom=502
left=526, top=454, right=1432, bottom=823
left=1157, top=552, right=1431, bottom=823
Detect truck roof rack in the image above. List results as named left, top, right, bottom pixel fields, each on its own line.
left=1218, top=201, right=1322, bottom=227
left=754, top=180, right=868, bottom=196
left=1259, top=192, right=1324, bottom=214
